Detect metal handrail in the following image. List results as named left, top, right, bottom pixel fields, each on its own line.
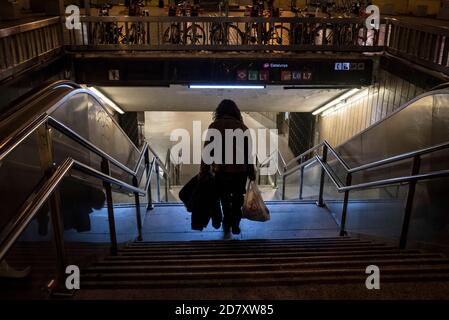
left=0, top=156, right=149, bottom=267
left=0, top=81, right=175, bottom=293
left=282, top=138, right=449, bottom=249
left=0, top=16, right=61, bottom=39
left=0, top=80, right=80, bottom=124
left=283, top=139, right=449, bottom=180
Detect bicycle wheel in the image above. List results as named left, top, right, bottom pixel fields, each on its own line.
left=163, top=24, right=181, bottom=44
left=185, top=24, right=206, bottom=45
left=246, top=24, right=260, bottom=45
left=211, top=24, right=244, bottom=45
left=356, top=26, right=379, bottom=46
left=292, top=24, right=314, bottom=45
left=268, top=25, right=290, bottom=45
left=314, top=25, right=333, bottom=45
left=92, top=23, right=105, bottom=44
left=337, top=25, right=355, bottom=46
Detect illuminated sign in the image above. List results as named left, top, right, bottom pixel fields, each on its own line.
left=335, top=62, right=365, bottom=71
left=264, top=63, right=289, bottom=68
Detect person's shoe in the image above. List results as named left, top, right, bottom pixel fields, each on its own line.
left=223, top=224, right=230, bottom=233
left=231, top=225, right=241, bottom=235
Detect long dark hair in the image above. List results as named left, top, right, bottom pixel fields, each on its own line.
left=213, top=99, right=243, bottom=121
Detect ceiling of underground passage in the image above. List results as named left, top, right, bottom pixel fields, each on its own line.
left=96, top=86, right=346, bottom=112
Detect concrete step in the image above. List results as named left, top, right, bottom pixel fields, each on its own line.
left=128, top=237, right=361, bottom=247
left=80, top=266, right=449, bottom=289
left=80, top=273, right=449, bottom=290
left=93, top=253, right=444, bottom=267
left=85, top=257, right=449, bottom=274
left=110, top=249, right=424, bottom=260
left=81, top=265, right=449, bottom=280
left=124, top=240, right=375, bottom=251
left=73, top=280, right=449, bottom=299
left=118, top=245, right=399, bottom=256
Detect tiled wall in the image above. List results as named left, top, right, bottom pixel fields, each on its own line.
left=318, top=69, right=428, bottom=147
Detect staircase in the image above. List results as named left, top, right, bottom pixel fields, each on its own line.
left=75, top=237, right=449, bottom=299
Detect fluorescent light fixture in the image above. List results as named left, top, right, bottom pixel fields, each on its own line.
left=312, top=88, right=360, bottom=116
left=345, top=89, right=370, bottom=105
left=322, top=102, right=345, bottom=117
left=189, top=84, right=265, bottom=90
left=89, top=87, right=125, bottom=114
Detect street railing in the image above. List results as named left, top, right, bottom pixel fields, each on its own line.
left=385, top=18, right=449, bottom=75
left=64, top=15, right=386, bottom=52
left=0, top=17, right=62, bottom=81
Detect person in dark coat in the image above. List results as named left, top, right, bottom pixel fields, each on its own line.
left=200, top=100, right=256, bottom=235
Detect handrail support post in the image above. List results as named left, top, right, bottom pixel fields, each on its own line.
left=101, top=158, right=118, bottom=255
left=339, top=173, right=352, bottom=236
left=156, top=161, right=161, bottom=202
left=132, top=176, right=143, bottom=241
left=299, top=156, right=304, bottom=200
left=399, top=155, right=421, bottom=249
left=316, top=144, right=328, bottom=207
left=145, top=149, right=154, bottom=211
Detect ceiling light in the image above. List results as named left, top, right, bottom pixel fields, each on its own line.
left=188, top=85, right=265, bottom=90
left=312, top=88, right=361, bottom=116
left=89, top=87, right=125, bottom=114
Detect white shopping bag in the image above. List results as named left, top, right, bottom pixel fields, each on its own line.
left=242, top=181, right=270, bottom=222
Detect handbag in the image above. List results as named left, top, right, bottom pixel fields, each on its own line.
left=242, top=181, right=270, bottom=222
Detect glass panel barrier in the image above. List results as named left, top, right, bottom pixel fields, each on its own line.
left=322, top=175, right=345, bottom=225
left=0, top=205, right=57, bottom=299
left=299, top=161, right=321, bottom=200
left=337, top=93, right=449, bottom=171
left=0, top=131, right=45, bottom=232
left=339, top=185, right=408, bottom=240
left=407, top=148, right=449, bottom=249
left=283, top=168, right=300, bottom=200
left=50, top=92, right=141, bottom=180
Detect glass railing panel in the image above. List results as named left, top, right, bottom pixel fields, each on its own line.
left=407, top=177, right=449, bottom=249
left=52, top=129, right=102, bottom=172
left=50, top=92, right=140, bottom=174
left=337, top=93, right=449, bottom=171
left=407, top=148, right=449, bottom=249
left=60, top=173, right=139, bottom=267
left=299, top=160, right=321, bottom=200
left=322, top=175, right=345, bottom=224
left=111, top=189, right=140, bottom=243
left=0, top=131, right=45, bottom=232
left=282, top=166, right=300, bottom=200
left=0, top=205, right=57, bottom=299
left=341, top=185, right=408, bottom=240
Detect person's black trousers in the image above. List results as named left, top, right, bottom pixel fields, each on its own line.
left=215, top=172, right=247, bottom=229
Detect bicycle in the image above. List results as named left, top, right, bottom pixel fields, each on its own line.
left=291, top=0, right=378, bottom=47
left=124, top=0, right=149, bottom=45
left=92, top=3, right=124, bottom=45
left=210, top=0, right=244, bottom=45
left=244, top=0, right=290, bottom=46
left=163, top=1, right=206, bottom=45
